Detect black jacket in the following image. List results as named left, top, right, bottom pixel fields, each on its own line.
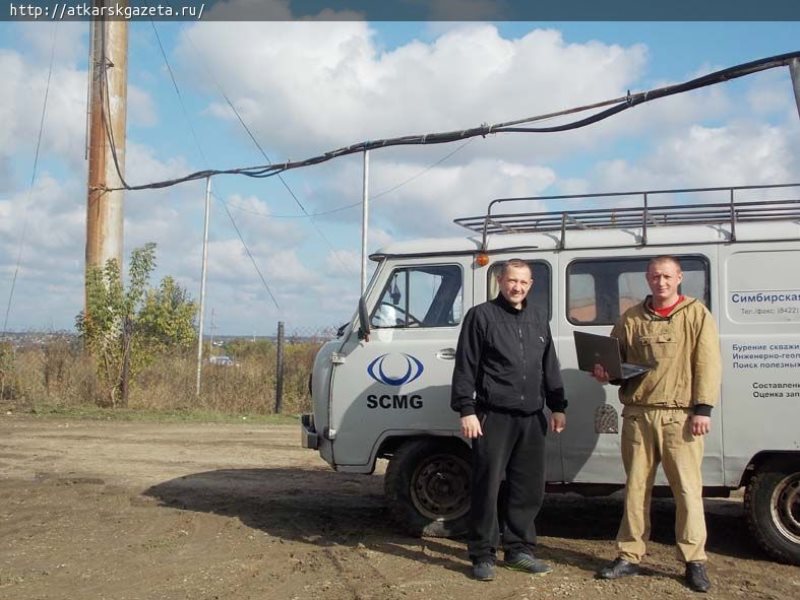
left=450, top=294, right=567, bottom=417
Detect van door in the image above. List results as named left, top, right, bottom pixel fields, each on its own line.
left=328, top=257, right=474, bottom=468
left=558, top=250, right=724, bottom=486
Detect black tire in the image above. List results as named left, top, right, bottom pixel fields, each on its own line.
left=744, top=458, right=800, bottom=565
left=384, top=438, right=471, bottom=538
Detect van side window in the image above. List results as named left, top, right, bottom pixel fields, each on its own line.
left=567, top=256, right=710, bottom=325
left=370, top=265, right=463, bottom=329
left=487, top=261, right=551, bottom=318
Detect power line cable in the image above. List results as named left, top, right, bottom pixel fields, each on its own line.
left=223, top=138, right=475, bottom=219
left=219, top=90, right=354, bottom=274
left=99, top=20, right=128, bottom=191
left=311, top=138, right=477, bottom=218
left=2, top=23, right=58, bottom=336
left=216, top=199, right=281, bottom=310
left=104, top=51, right=800, bottom=193
left=179, top=22, right=355, bottom=274
left=149, top=22, right=281, bottom=311
left=150, top=21, right=206, bottom=162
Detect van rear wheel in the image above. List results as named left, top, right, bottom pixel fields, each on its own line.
left=744, top=459, right=800, bottom=565
left=384, top=439, right=471, bottom=538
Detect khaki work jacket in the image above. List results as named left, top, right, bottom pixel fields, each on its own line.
left=611, top=295, right=722, bottom=410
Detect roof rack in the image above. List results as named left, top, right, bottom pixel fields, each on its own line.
left=454, top=183, right=800, bottom=250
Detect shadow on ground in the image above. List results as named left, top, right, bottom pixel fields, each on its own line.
left=144, top=467, right=765, bottom=573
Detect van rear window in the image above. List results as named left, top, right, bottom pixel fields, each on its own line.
left=567, top=256, right=710, bottom=325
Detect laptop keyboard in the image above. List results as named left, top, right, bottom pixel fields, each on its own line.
left=621, top=364, right=647, bottom=378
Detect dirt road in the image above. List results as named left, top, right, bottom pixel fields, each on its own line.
left=1, top=415, right=797, bottom=600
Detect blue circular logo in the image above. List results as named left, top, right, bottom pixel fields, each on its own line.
left=367, top=353, right=424, bottom=386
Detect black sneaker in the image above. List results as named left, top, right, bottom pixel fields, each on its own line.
left=504, top=552, right=553, bottom=575
left=597, top=557, right=640, bottom=579
left=472, top=561, right=496, bottom=581
left=685, top=561, right=711, bottom=593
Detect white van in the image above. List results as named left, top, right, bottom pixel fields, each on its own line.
left=301, top=183, right=800, bottom=565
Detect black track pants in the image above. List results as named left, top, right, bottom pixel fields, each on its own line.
left=467, top=410, right=547, bottom=563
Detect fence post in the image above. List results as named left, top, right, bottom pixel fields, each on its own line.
left=274, top=321, right=284, bottom=413
left=120, top=316, right=132, bottom=408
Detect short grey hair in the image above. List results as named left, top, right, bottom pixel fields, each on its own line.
left=499, top=259, right=532, bottom=278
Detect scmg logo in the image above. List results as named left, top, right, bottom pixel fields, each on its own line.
left=367, top=353, right=424, bottom=386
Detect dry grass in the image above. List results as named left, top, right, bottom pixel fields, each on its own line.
left=0, top=338, right=322, bottom=416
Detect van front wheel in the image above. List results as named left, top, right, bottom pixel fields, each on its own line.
left=384, top=439, right=471, bottom=538
left=744, top=459, right=800, bottom=565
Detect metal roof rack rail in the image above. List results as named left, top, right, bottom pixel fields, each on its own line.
left=454, top=183, right=800, bottom=250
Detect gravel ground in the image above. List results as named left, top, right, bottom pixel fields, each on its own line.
left=1, top=415, right=798, bottom=600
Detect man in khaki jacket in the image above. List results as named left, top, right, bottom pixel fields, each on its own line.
left=592, top=255, right=722, bottom=593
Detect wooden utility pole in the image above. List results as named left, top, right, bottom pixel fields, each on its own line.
left=86, top=2, right=128, bottom=296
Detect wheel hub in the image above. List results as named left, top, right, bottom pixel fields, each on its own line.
left=411, top=453, right=470, bottom=521
left=771, top=472, right=800, bottom=543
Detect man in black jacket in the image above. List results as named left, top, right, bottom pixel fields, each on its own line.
left=451, top=259, right=567, bottom=582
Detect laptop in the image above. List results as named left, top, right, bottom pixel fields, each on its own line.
left=573, top=331, right=651, bottom=380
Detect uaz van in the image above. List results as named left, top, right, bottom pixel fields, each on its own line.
left=301, top=183, right=800, bottom=565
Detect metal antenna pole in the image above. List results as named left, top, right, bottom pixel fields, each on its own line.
left=196, top=177, right=211, bottom=396
left=790, top=58, right=800, bottom=120
left=360, top=149, right=370, bottom=295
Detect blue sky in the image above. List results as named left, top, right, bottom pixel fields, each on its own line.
left=0, top=11, right=799, bottom=335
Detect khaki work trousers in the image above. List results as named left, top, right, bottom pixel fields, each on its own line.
left=617, top=406, right=707, bottom=564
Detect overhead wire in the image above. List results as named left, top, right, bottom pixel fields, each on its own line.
left=216, top=197, right=281, bottom=311
left=217, top=89, right=354, bottom=274
left=100, top=20, right=129, bottom=190
left=150, top=21, right=206, bottom=163
left=223, top=137, right=475, bottom=219
left=311, top=137, right=476, bottom=218
left=102, top=50, right=800, bottom=193
left=148, top=21, right=281, bottom=310
left=159, top=20, right=353, bottom=273
left=2, top=23, right=59, bottom=336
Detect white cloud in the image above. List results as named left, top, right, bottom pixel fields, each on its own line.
left=175, top=22, right=650, bottom=162
left=322, top=156, right=557, bottom=238
left=584, top=120, right=799, bottom=193
left=128, top=84, right=158, bottom=127
left=325, top=249, right=360, bottom=276
left=747, top=70, right=797, bottom=116
left=369, top=227, right=395, bottom=249
left=3, top=19, right=799, bottom=335
left=18, top=21, right=86, bottom=67
left=0, top=174, right=86, bottom=330
left=0, top=48, right=87, bottom=171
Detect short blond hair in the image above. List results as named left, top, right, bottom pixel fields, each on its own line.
left=647, top=255, right=682, bottom=273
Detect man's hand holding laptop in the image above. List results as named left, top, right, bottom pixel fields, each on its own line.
left=591, top=364, right=611, bottom=384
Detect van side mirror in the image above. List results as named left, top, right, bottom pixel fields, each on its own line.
left=357, top=296, right=371, bottom=342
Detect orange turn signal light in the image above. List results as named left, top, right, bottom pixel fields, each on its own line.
left=475, top=253, right=490, bottom=267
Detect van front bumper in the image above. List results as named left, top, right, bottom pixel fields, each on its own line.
left=300, top=413, right=318, bottom=449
